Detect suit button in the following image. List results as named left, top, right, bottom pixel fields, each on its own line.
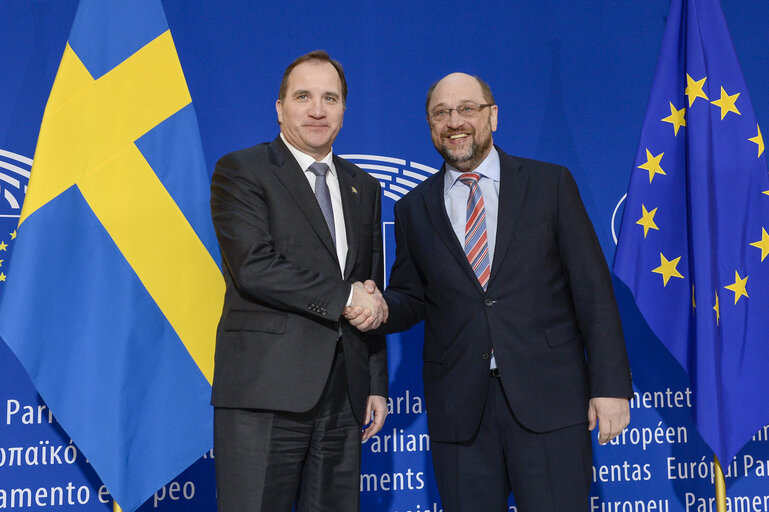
left=484, top=298, right=495, bottom=306
left=481, top=353, right=490, bottom=360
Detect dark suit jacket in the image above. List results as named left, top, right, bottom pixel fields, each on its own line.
left=382, top=147, right=632, bottom=442
left=210, top=136, right=387, bottom=423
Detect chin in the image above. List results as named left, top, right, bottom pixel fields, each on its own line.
left=441, top=147, right=474, bottom=167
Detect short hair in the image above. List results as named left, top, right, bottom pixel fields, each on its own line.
left=278, top=50, right=348, bottom=104
left=425, top=75, right=495, bottom=113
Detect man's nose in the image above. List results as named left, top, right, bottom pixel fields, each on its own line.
left=447, top=109, right=464, bottom=128
left=309, top=99, right=326, bottom=117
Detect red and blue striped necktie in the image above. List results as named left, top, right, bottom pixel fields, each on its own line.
left=459, top=173, right=491, bottom=291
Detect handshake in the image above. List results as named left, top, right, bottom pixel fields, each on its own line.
left=344, top=280, right=388, bottom=332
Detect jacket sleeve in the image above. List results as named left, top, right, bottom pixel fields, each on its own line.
left=366, top=181, right=389, bottom=398
left=380, top=202, right=427, bottom=334
left=555, top=167, right=633, bottom=398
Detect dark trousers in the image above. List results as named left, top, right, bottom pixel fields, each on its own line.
left=431, top=375, right=592, bottom=512
left=214, top=348, right=361, bottom=512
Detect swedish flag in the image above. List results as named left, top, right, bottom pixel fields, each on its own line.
left=0, top=1, right=224, bottom=510
left=614, top=0, right=769, bottom=465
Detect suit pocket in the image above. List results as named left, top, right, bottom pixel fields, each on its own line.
left=222, top=310, right=288, bottom=333
left=515, top=221, right=549, bottom=240
left=544, top=320, right=580, bottom=348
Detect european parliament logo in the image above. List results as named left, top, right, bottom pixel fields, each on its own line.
left=340, top=153, right=439, bottom=202
left=0, top=148, right=31, bottom=285
left=0, top=149, right=31, bottom=216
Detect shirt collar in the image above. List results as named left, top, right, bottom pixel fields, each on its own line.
left=280, top=132, right=336, bottom=175
left=444, top=146, right=500, bottom=192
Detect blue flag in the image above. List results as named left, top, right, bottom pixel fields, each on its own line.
left=0, top=1, right=224, bottom=510
left=614, top=0, right=769, bottom=465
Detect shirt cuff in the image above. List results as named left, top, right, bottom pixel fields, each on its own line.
left=346, top=286, right=353, bottom=308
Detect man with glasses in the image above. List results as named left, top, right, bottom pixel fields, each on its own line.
left=347, top=72, right=633, bottom=511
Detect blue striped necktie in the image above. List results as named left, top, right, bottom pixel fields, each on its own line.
left=308, top=162, right=336, bottom=245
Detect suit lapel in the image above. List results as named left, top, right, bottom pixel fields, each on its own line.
left=335, top=156, right=360, bottom=280
left=423, top=167, right=487, bottom=294
left=269, top=138, right=338, bottom=262
left=489, top=150, right=528, bottom=287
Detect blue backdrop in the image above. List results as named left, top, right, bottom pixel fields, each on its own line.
left=2, top=1, right=769, bottom=510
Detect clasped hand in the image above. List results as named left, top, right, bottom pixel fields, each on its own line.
left=344, top=280, right=387, bottom=331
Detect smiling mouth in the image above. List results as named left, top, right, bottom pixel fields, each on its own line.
left=448, top=133, right=468, bottom=140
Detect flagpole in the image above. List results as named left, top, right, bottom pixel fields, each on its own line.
left=714, top=455, right=726, bottom=512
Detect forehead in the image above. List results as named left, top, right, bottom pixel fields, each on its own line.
left=285, top=60, right=342, bottom=94
left=429, top=75, right=485, bottom=109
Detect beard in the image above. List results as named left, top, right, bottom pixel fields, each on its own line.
left=434, top=123, right=493, bottom=171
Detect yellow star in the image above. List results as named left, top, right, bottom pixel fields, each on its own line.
left=750, top=227, right=769, bottom=261
left=9, top=230, right=15, bottom=240
left=713, top=291, right=720, bottom=325
left=661, top=102, right=686, bottom=136
left=636, top=204, right=659, bottom=238
left=749, top=124, right=765, bottom=157
left=685, top=74, right=708, bottom=106
left=0, top=273, right=5, bottom=282
left=724, top=271, right=749, bottom=304
left=0, top=241, right=7, bottom=251
left=638, top=149, right=666, bottom=184
left=652, top=253, right=684, bottom=286
left=764, top=190, right=769, bottom=197
left=711, top=86, right=741, bottom=120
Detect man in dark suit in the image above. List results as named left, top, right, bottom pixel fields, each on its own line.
left=210, top=50, right=389, bottom=512
left=348, top=73, right=633, bottom=511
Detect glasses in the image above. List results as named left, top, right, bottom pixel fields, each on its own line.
left=428, top=103, right=495, bottom=123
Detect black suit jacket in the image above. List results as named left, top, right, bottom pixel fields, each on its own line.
left=210, top=136, right=387, bottom=423
left=382, top=147, right=631, bottom=441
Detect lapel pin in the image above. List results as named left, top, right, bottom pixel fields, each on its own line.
left=351, top=186, right=358, bottom=195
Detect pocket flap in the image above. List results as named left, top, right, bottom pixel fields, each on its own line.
left=544, top=320, right=580, bottom=347
left=223, top=310, right=288, bottom=333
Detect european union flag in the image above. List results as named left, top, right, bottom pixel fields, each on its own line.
left=614, top=0, right=769, bottom=465
left=0, top=1, right=224, bottom=511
